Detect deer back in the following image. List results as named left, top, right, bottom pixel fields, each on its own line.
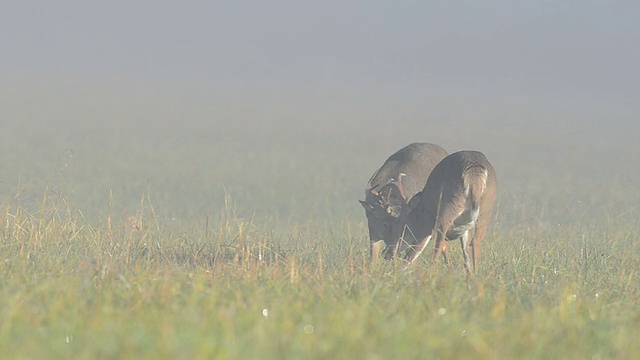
left=393, top=151, right=496, bottom=247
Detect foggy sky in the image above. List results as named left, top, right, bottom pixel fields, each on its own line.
left=2, top=1, right=640, bottom=223
left=2, top=1, right=638, bottom=124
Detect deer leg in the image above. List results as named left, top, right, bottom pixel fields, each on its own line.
left=441, top=240, right=451, bottom=267
left=470, top=229, right=483, bottom=275
left=470, top=220, right=489, bottom=275
left=370, top=240, right=386, bottom=263
left=432, top=229, right=446, bottom=263
left=433, top=218, right=454, bottom=267
left=460, top=231, right=471, bottom=275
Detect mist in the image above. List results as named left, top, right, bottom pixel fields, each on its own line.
left=2, top=1, right=639, bottom=225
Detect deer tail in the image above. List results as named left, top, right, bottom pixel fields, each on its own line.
left=463, top=165, right=488, bottom=210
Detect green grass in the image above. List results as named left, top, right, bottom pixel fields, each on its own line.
left=2, top=121, right=639, bottom=359
left=1, top=188, right=639, bottom=359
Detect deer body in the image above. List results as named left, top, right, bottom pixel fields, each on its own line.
left=391, top=150, right=497, bottom=274
left=360, top=143, right=448, bottom=262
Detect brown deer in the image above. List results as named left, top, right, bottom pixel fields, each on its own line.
left=390, top=151, right=497, bottom=274
left=360, top=143, right=448, bottom=262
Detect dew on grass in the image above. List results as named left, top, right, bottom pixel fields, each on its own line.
left=304, top=324, right=314, bottom=334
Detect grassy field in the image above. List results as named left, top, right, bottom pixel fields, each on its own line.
left=1, top=116, right=639, bottom=359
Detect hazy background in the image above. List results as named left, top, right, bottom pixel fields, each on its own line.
left=1, top=1, right=639, bottom=228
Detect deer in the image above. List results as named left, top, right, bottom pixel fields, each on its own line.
left=360, top=143, right=448, bottom=262
left=389, top=150, right=497, bottom=275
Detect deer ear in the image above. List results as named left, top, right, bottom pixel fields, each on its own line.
left=359, top=200, right=373, bottom=211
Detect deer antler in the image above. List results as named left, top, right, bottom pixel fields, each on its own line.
left=393, top=173, right=407, bottom=200
left=365, top=181, right=380, bottom=196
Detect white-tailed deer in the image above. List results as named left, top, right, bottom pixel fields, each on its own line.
left=360, top=143, right=448, bottom=262
left=390, top=151, right=497, bottom=274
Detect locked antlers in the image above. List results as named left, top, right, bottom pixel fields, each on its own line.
left=389, top=173, right=407, bottom=200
